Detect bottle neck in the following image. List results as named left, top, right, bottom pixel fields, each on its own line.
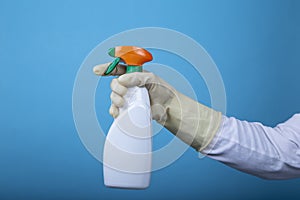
left=126, top=65, right=142, bottom=73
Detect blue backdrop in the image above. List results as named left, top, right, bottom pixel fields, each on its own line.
left=1, top=0, right=299, bottom=199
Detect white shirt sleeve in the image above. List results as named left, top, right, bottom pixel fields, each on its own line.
left=202, top=113, right=300, bottom=179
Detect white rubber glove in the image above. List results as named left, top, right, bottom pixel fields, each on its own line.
left=93, top=63, right=222, bottom=151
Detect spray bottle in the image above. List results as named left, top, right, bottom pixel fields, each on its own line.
left=103, top=46, right=153, bottom=189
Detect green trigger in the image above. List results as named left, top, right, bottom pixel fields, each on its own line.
left=104, top=57, right=121, bottom=75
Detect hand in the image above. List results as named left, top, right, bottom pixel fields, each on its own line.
left=93, top=62, right=176, bottom=124
left=93, top=62, right=222, bottom=151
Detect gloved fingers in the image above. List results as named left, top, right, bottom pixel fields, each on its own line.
left=110, top=92, right=125, bottom=107
left=93, top=62, right=126, bottom=76
left=109, top=104, right=119, bottom=118
left=118, top=72, right=155, bottom=88
left=110, top=78, right=128, bottom=96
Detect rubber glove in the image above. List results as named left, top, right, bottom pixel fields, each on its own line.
left=93, top=63, right=222, bottom=151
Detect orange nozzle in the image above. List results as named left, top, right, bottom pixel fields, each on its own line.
left=108, top=46, right=153, bottom=66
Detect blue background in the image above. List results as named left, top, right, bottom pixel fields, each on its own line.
left=1, top=0, right=300, bottom=199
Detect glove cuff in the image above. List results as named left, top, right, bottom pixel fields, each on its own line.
left=158, top=91, right=222, bottom=151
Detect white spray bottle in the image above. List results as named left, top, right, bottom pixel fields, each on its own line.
left=103, top=46, right=153, bottom=189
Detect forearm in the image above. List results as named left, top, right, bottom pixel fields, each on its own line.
left=158, top=91, right=222, bottom=151
left=202, top=114, right=300, bottom=179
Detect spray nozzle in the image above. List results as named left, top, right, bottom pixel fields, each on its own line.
left=104, top=46, right=153, bottom=75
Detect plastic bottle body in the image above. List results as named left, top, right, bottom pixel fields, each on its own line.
left=103, top=86, right=152, bottom=189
